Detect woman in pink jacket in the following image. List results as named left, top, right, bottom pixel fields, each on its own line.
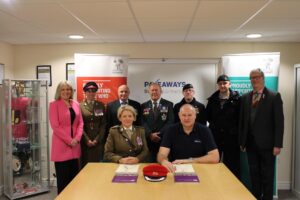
left=49, top=81, right=83, bottom=194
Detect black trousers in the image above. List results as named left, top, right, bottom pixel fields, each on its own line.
left=55, top=159, right=79, bottom=194
left=147, top=140, right=160, bottom=162
left=247, top=145, right=275, bottom=200
left=220, top=145, right=240, bottom=179
left=215, top=135, right=240, bottom=179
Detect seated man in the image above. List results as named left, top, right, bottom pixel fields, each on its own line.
left=157, top=104, right=219, bottom=172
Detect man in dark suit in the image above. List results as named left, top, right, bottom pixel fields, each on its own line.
left=239, top=68, right=284, bottom=200
left=173, top=83, right=206, bottom=125
left=107, top=85, right=141, bottom=130
left=141, top=83, right=174, bottom=162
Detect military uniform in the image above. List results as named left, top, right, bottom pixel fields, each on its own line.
left=80, top=100, right=106, bottom=167
left=106, top=99, right=142, bottom=130
left=104, top=125, right=149, bottom=163
left=141, top=98, right=174, bottom=162
left=173, top=98, right=206, bottom=125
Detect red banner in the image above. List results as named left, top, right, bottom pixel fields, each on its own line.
left=76, top=77, right=127, bottom=104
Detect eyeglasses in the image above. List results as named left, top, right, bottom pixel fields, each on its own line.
left=250, top=75, right=262, bottom=80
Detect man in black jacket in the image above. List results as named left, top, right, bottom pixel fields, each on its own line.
left=205, top=75, right=240, bottom=179
left=173, top=84, right=206, bottom=125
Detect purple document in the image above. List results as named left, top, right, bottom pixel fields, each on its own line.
left=112, top=175, right=138, bottom=183
left=174, top=174, right=200, bottom=182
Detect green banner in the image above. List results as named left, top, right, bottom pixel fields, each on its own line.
left=222, top=53, right=280, bottom=197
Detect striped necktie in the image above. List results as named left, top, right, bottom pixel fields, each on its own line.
left=252, top=92, right=260, bottom=107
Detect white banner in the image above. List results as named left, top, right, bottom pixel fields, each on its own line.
left=128, top=59, right=218, bottom=104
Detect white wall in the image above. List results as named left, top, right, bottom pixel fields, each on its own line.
left=7, top=42, right=300, bottom=189
left=0, top=42, right=14, bottom=79
left=0, top=41, right=14, bottom=193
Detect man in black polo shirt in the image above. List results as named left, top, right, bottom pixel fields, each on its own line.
left=157, top=104, right=219, bottom=172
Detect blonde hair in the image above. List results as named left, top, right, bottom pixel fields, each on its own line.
left=117, top=105, right=137, bottom=121
left=54, top=81, right=74, bottom=100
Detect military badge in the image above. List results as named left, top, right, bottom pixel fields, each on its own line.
left=161, top=113, right=167, bottom=121
left=143, top=108, right=151, bottom=115
left=94, top=109, right=104, bottom=116
left=137, top=136, right=143, bottom=146
left=194, top=107, right=199, bottom=114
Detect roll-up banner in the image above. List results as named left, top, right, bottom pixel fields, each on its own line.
left=222, top=52, right=280, bottom=197
left=74, top=54, right=128, bottom=104
left=128, top=59, right=218, bottom=104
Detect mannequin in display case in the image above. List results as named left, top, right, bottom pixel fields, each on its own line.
left=11, top=81, right=32, bottom=174
left=2, top=79, right=50, bottom=199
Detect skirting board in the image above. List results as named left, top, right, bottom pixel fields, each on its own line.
left=292, top=189, right=300, bottom=198
left=278, top=181, right=291, bottom=190
left=50, top=178, right=57, bottom=187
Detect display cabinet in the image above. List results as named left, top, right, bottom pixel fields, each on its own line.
left=2, top=79, right=50, bottom=199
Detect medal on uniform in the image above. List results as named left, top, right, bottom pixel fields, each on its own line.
left=143, top=108, right=150, bottom=115
left=94, top=109, right=103, bottom=116
left=161, top=106, right=168, bottom=112
left=137, top=136, right=143, bottom=145
left=160, top=106, right=168, bottom=121
left=161, top=113, right=167, bottom=121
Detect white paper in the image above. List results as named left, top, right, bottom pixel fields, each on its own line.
left=115, top=164, right=139, bottom=175
left=174, top=164, right=195, bottom=174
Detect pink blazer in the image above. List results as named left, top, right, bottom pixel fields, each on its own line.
left=49, top=99, right=83, bottom=162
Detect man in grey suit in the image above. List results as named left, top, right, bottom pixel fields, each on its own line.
left=141, top=83, right=174, bottom=162
left=107, top=85, right=141, bottom=130
left=239, top=68, right=284, bottom=200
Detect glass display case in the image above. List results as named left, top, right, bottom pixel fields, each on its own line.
left=2, top=79, right=50, bottom=199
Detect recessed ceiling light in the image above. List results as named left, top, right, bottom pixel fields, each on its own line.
left=246, top=34, right=262, bottom=39
left=68, top=35, right=84, bottom=39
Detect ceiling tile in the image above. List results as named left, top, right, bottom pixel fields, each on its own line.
left=131, top=0, right=198, bottom=19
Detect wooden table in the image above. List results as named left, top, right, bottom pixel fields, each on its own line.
left=55, top=163, right=255, bottom=200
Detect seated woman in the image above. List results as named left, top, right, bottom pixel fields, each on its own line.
left=104, top=105, right=149, bottom=164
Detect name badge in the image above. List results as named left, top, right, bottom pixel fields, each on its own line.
left=194, top=139, right=202, bottom=143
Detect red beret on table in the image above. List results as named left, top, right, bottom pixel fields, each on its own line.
left=143, top=164, right=168, bottom=182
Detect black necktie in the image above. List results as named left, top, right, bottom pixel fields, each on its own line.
left=121, top=101, right=127, bottom=106
left=153, top=101, right=158, bottom=111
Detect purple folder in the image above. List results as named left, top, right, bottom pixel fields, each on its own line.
left=174, top=174, right=200, bottom=182
left=112, top=175, right=138, bottom=183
